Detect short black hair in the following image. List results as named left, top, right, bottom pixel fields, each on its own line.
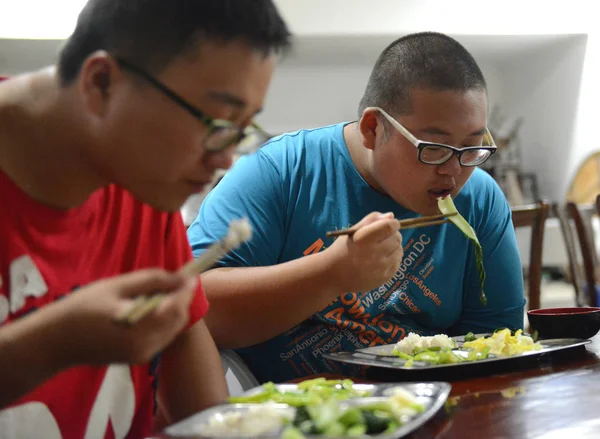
left=358, top=32, right=486, bottom=117
left=58, top=0, right=291, bottom=85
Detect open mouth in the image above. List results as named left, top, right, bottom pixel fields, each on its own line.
left=427, top=187, right=454, bottom=201
left=428, top=188, right=454, bottom=199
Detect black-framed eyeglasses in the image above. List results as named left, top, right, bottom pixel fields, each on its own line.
left=370, top=106, right=497, bottom=167
left=116, top=57, right=259, bottom=152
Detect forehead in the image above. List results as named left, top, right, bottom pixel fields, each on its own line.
left=404, top=88, right=488, bottom=130
left=158, top=40, right=276, bottom=112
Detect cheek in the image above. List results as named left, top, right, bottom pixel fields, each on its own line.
left=112, top=119, right=201, bottom=180
left=455, top=167, right=476, bottom=189
left=375, top=145, right=423, bottom=188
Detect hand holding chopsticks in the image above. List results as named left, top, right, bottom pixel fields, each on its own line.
left=113, top=218, right=253, bottom=327
left=326, top=212, right=457, bottom=238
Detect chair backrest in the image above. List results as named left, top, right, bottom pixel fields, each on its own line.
left=566, top=200, right=599, bottom=307
left=554, top=203, right=586, bottom=306
left=220, top=349, right=260, bottom=396
left=511, top=200, right=551, bottom=311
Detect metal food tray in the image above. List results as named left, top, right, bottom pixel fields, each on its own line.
left=323, top=335, right=590, bottom=371
left=158, top=381, right=451, bottom=438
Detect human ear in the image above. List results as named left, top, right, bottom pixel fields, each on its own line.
left=358, top=108, right=382, bottom=151
left=77, top=51, right=122, bottom=118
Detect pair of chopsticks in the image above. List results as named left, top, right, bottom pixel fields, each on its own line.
left=113, top=219, right=252, bottom=327
left=326, top=212, right=457, bottom=238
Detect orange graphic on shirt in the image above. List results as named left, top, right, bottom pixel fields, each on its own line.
left=323, top=293, right=407, bottom=346
left=302, top=232, right=440, bottom=345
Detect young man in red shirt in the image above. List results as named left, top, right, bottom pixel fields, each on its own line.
left=0, top=0, right=290, bottom=437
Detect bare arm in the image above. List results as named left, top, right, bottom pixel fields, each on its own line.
left=203, top=250, right=342, bottom=349
left=158, top=320, right=228, bottom=425
left=203, top=213, right=404, bottom=349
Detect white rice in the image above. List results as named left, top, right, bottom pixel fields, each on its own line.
left=394, top=332, right=455, bottom=354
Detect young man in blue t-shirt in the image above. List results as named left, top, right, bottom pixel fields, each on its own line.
left=188, top=32, right=526, bottom=383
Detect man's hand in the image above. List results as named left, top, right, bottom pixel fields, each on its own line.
left=324, top=212, right=404, bottom=293
left=59, top=269, right=198, bottom=366
left=0, top=269, right=200, bottom=407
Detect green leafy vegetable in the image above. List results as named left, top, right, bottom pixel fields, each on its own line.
left=392, top=346, right=489, bottom=366
left=531, top=330, right=539, bottom=342
left=438, top=196, right=487, bottom=306
left=464, top=332, right=476, bottom=342
left=229, top=379, right=424, bottom=438
left=228, top=378, right=368, bottom=406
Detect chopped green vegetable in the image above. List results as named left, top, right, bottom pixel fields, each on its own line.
left=464, top=332, right=476, bottom=342
left=346, top=424, right=367, bottom=436
left=240, top=378, right=425, bottom=438
left=438, top=196, right=487, bottom=306
left=228, top=378, right=368, bottom=406
left=444, top=396, right=460, bottom=414
left=392, top=346, right=489, bottom=365
left=281, top=426, right=306, bottom=439
left=362, top=410, right=393, bottom=434
left=413, top=346, right=442, bottom=354
left=531, top=330, right=539, bottom=342
left=338, top=408, right=364, bottom=427
left=392, top=350, right=415, bottom=361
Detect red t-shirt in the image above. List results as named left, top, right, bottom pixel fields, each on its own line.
left=0, top=168, right=209, bottom=438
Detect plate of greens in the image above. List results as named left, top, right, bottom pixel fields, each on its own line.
left=159, top=378, right=451, bottom=438
left=322, top=329, right=590, bottom=371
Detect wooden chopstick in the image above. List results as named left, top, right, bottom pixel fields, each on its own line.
left=114, top=219, right=252, bottom=326
left=326, top=212, right=457, bottom=238
left=113, top=243, right=234, bottom=326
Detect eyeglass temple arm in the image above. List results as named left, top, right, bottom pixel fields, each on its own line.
left=483, top=128, right=496, bottom=147
left=371, top=106, right=496, bottom=149
left=367, top=106, right=420, bottom=146
left=251, top=122, right=272, bottom=139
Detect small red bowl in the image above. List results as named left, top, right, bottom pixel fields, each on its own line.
left=528, top=307, right=600, bottom=339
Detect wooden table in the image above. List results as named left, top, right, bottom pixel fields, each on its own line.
left=299, top=335, right=600, bottom=438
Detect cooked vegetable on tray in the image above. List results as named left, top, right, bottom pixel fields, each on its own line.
left=229, top=378, right=369, bottom=406
left=463, top=328, right=542, bottom=356
left=227, top=378, right=426, bottom=438
left=391, top=330, right=542, bottom=366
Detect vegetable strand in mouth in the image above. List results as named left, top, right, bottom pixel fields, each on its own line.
left=437, top=196, right=487, bottom=306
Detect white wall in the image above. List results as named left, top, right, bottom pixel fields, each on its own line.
left=260, top=59, right=506, bottom=135
left=273, top=0, right=594, bottom=36
left=271, top=0, right=598, bottom=202
left=499, top=36, right=588, bottom=200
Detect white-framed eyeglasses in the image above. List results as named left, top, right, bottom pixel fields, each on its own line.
left=369, top=106, right=497, bottom=167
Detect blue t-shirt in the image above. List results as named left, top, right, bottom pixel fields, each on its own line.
left=188, top=122, right=525, bottom=383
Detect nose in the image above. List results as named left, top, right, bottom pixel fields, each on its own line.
left=436, top=154, right=462, bottom=177
left=204, top=145, right=237, bottom=171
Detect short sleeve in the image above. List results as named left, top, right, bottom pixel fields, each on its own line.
left=450, top=173, right=526, bottom=335
left=187, top=150, right=286, bottom=268
left=165, top=212, right=209, bottom=329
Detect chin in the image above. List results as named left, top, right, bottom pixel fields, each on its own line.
left=152, top=198, right=186, bottom=213
left=134, top=190, right=187, bottom=213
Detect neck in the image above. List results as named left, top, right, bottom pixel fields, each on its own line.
left=343, top=122, right=386, bottom=194
left=0, top=69, right=107, bottom=209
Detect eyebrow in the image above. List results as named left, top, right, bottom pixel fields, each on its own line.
left=420, top=127, right=487, bottom=136
left=206, top=91, right=263, bottom=115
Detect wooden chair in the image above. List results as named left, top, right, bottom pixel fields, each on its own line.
left=565, top=200, right=599, bottom=307
left=512, top=200, right=551, bottom=311
left=554, top=203, right=586, bottom=306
